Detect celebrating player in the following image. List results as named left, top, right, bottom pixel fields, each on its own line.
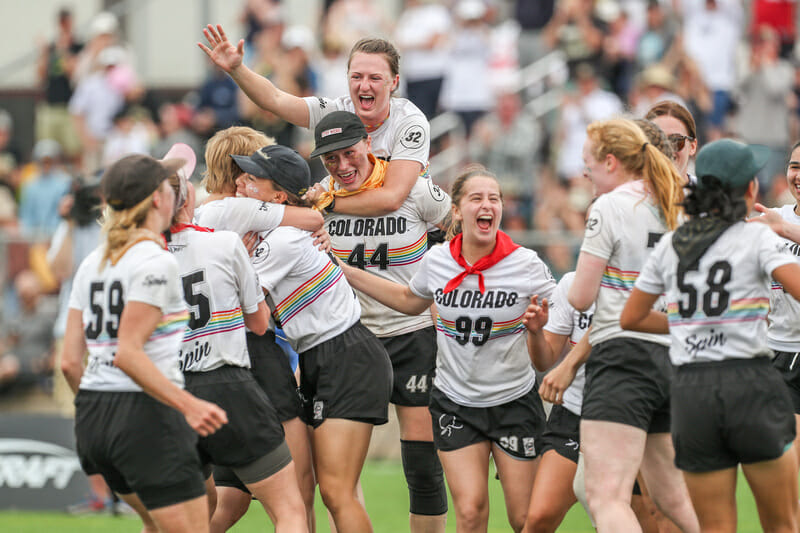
left=567, top=118, right=699, bottom=532
left=308, top=110, right=451, bottom=530
left=339, top=166, right=555, bottom=532
left=60, top=154, right=227, bottom=533
left=199, top=24, right=431, bottom=218
left=233, top=145, right=393, bottom=533
left=621, top=139, right=800, bottom=532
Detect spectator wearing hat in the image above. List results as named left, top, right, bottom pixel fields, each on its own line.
left=18, top=139, right=71, bottom=240
left=631, top=63, right=686, bottom=116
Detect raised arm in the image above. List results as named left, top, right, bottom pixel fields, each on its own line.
left=772, top=263, right=800, bottom=302
left=198, top=24, right=310, bottom=127
left=339, top=261, right=432, bottom=315
left=114, top=301, right=228, bottom=436
left=619, top=287, right=669, bottom=334
left=281, top=205, right=324, bottom=232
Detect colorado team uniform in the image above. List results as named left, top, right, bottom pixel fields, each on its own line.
left=168, top=227, right=289, bottom=485
left=69, top=241, right=205, bottom=510
left=767, top=205, right=800, bottom=412
left=636, top=221, right=796, bottom=472
left=580, top=180, right=673, bottom=433
left=251, top=226, right=392, bottom=427
left=323, top=176, right=450, bottom=405
left=305, top=96, right=430, bottom=172
left=540, top=272, right=594, bottom=464
left=195, top=198, right=303, bottom=424
left=409, top=245, right=555, bottom=459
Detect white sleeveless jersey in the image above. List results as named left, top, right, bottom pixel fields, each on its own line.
left=767, top=205, right=800, bottom=352
left=167, top=227, right=264, bottom=372
left=581, top=180, right=671, bottom=347
left=636, top=221, right=795, bottom=366
left=194, top=197, right=285, bottom=237
left=305, top=96, right=430, bottom=170
left=323, top=177, right=450, bottom=336
left=69, top=241, right=188, bottom=392
left=543, top=272, right=594, bottom=417
left=410, top=244, right=556, bottom=407
left=251, top=226, right=361, bottom=353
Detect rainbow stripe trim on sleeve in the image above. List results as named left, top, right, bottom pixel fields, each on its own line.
left=772, top=281, right=784, bottom=291
left=183, top=308, right=244, bottom=341
left=666, top=297, right=769, bottom=326
left=273, top=262, right=344, bottom=325
left=600, top=266, right=638, bottom=291
left=331, top=233, right=428, bottom=268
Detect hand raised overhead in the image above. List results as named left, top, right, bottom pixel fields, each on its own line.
left=198, top=24, right=244, bottom=73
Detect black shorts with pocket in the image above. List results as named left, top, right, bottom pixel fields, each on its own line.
left=247, top=331, right=303, bottom=422
left=429, top=385, right=546, bottom=460
left=582, top=337, right=672, bottom=433
left=772, top=350, right=800, bottom=414
left=672, top=357, right=796, bottom=473
left=74, top=390, right=206, bottom=510
left=184, top=366, right=286, bottom=471
left=540, top=403, right=581, bottom=464
left=299, top=321, right=393, bottom=428
left=381, top=326, right=437, bottom=407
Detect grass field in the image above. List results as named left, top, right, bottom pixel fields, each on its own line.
left=0, top=459, right=766, bottom=532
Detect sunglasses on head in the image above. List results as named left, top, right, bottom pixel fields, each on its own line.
left=668, top=134, right=694, bottom=151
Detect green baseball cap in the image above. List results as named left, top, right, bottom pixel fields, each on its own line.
left=694, top=139, right=770, bottom=189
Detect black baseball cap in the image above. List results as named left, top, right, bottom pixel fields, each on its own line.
left=695, top=139, right=770, bottom=189
left=310, top=111, right=368, bottom=158
left=231, top=144, right=311, bottom=197
left=102, top=154, right=185, bottom=211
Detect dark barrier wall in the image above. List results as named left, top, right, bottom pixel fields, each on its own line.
left=0, top=414, right=89, bottom=510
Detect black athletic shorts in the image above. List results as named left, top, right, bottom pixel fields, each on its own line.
left=247, top=331, right=303, bottom=422
left=582, top=337, right=672, bottom=433
left=381, top=326, right=437, bottom=407
left=299, top=321, right=393, bottom=428
left=429, top=385, right=547, bottom=460
left=672, top=357, right=796, bottom=473
left=184, top=366, right=286, bottom=473
left=74, top=390, right=206, bottom=510
left=540, top=404, right=581, bottom=464
left=772, top=350, right=800, bottom=413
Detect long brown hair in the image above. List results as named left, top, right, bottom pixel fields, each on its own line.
left=203, top=127, right=275, bottom=194
left=99, top=194, right=158, bottom=267
left=587, top=118, right=684, bottom=230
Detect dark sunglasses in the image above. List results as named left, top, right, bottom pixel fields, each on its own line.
left=668, top=134, right=694, bottom=151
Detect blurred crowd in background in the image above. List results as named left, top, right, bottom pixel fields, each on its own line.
left=1, top=0, right=799, bottom=398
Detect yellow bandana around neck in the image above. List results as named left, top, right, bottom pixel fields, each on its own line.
left=314, top=154, right=388, bottom=211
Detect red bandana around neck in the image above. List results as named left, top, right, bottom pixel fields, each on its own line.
left=443, top=231, right=520, bottom=294
left=169, top=223, right=214, bottom=233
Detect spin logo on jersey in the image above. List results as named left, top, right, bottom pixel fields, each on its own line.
left=439, top=414, right=463, bottom=437
left=427, top=179, right=446, bottom=202
left=400, top=124, right=426, bottom=149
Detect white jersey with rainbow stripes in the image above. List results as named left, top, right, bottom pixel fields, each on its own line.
left=168, top=227, right=264, bottom=372
left=543, top=272, right=593, bottom=416
left=767, top=204, right=800, bottom=352
left=636, top=221, right=795, bottom=365
left=252, top=226, right=361, bottom=353
left=323, top=176, right=450, bottom=336
left=305, top=95, right=430, bottom=172
left=581, top=180, right=671, bottom=347
left=69, top=241, right=188, bottom=392
left=409, top=244, right=555, bottom=408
